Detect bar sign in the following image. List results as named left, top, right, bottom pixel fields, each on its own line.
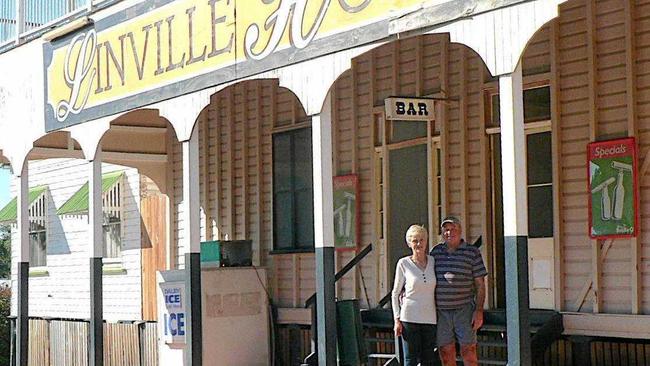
left=384, top=97, right=435, bottom=121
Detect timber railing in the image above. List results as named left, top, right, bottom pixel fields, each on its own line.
left=301, top=243, right=373, bottom=366
left=10, top=316, right=158, bottom=366
left=0, top=0, right=120, bottom=52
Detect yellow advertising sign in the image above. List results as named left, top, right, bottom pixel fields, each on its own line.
left=44, top=0, right=424, bottom=130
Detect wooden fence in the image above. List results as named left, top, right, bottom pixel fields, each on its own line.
left=12, top=318, right=158, bottom=366
left=275, top=324, right=650, bottom=366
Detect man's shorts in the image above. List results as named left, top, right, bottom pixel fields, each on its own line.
left=436, top=302, right=477, bottom=346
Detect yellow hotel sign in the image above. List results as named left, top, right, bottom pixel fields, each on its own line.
left=44, top=0, right=424, bottom=131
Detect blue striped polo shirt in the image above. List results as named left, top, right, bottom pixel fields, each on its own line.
left=430, top=240, right=487, bottom=309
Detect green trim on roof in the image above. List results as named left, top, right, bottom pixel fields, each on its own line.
left=0, top=185, right=48, bottom=223
left=57, top=171, right=124, bottom=215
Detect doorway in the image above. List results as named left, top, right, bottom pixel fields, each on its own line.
left=375, top=118, right=439, bottom=288
left=488, top=130, right=555, bottom=310
left=388, top=143, right=429, bottom=280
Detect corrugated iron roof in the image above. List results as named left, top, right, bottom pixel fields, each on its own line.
left=57, top=171, right=124, bottom=215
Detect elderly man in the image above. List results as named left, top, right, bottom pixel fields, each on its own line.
left=430, top=216, right=487, bottom=366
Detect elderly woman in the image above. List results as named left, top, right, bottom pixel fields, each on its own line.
left=391, top=224, right=437, bottom=366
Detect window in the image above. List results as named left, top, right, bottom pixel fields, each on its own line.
left=390, top=120, right=428, bottom=144
left=489, top=86, right=553, bottom=237
left=526, top=132, right=553, bottom=238
left=103, top=177, right=122, bottom=259
left=273, top=128, right=314, bottom=251
left=29, top=192, right=47, bottom=267
left=490, top=86, right=551, bottom=125
left=0, top=186, right=50, bottom=267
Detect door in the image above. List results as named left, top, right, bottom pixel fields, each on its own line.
left=388, top=143, right=429, bottom=281
left=489, top=131, right=555, bottom=309
left=525, top=131, right=554, bottom=309
left=489, top=134, right=506, bottom=308
left=141, top=194, right=168, bottom=320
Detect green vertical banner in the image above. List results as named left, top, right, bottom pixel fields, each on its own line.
left=588, top=137, right=639, bottom=239
left=333, top=175, right=359, bottom=250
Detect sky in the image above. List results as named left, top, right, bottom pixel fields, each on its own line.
left=0, top=167, right=10, bottom=208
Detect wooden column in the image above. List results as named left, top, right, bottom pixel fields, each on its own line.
left=586, top=0, right=602, bottom=313
left=15, top=0, right=25, bottom=44
left=15, top=164, right=28, bottom=366
left=351, top=59, right=360, bottom=300
left=227, top=88, right=236, bottom=239
left=499, top=63, right=531, bottom=366
left=624, top=0, right=641, bottom=315
left=88, top=152, right=103, bottom=366
left=313, top=100, right=336, bottom=366
left=439, top=38, right=449, bottom=216
left=459, top=47, right=469, bottom=228
left=550, top=19, right=565, bottom=310
left=181, top=129, right=202, bottom=366
left=479, top=66, right=493, bottom=307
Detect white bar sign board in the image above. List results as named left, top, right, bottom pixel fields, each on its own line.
left=384, top=97, right=435, bottom=121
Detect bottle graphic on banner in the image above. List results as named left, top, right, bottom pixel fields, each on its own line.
left=591, top=177, right=615, bottom=221
left=612, top=161, right=632, bottom=220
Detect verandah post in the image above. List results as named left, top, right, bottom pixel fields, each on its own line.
left=15, top=164, right=28, bottom=366
left=312, top=106, right=337, bottom=366
left=498, top=62, right=532, bottom=366
left=88, top=150, right=103, bottom=366
left=182, top=127, right=202, bottom=366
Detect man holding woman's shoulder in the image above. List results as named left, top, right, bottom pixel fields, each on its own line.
left=392, top=217, right=487, bottom=366
left=430, top=216, right=488, bottom=366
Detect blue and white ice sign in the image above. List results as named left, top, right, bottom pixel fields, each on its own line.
left=160, top=282, right=186, bottom=344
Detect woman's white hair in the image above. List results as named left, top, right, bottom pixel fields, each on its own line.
left=405, top=224, right=428, bottom=243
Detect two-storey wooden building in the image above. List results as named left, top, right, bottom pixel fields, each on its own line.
left=2, top=0, right=650, bottom=365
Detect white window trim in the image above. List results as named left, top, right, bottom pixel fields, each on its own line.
left=102, top=174, right=123, bottom=262
left=28, top=191, right=48, bottom=268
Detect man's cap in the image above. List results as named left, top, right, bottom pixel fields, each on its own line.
left=440, top=216, right=461, bottom=228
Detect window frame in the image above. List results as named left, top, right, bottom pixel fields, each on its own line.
left=485, top=83, right=554, bottom=238
left=525, top=129, right=553, bottom=238
left=102, top=175, right=123, bottom=262
left=28, top=192, right=47, bottom=268
left=271, top=127, right=315, bottom=253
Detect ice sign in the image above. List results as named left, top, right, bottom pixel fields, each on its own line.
left=164, top=287, right=183, bottom=309
left=159, top=282, right=187, bottom=344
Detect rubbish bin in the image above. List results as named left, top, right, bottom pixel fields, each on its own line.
left=336, top=299, right=367, bottom=365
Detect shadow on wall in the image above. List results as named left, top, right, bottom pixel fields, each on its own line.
left=121, top=175, right=140, bottom=251
left=46, top=192, right=71, bottom=255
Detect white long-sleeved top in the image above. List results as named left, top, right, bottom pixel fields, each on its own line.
left=391, top=255, right=437, bottom=324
